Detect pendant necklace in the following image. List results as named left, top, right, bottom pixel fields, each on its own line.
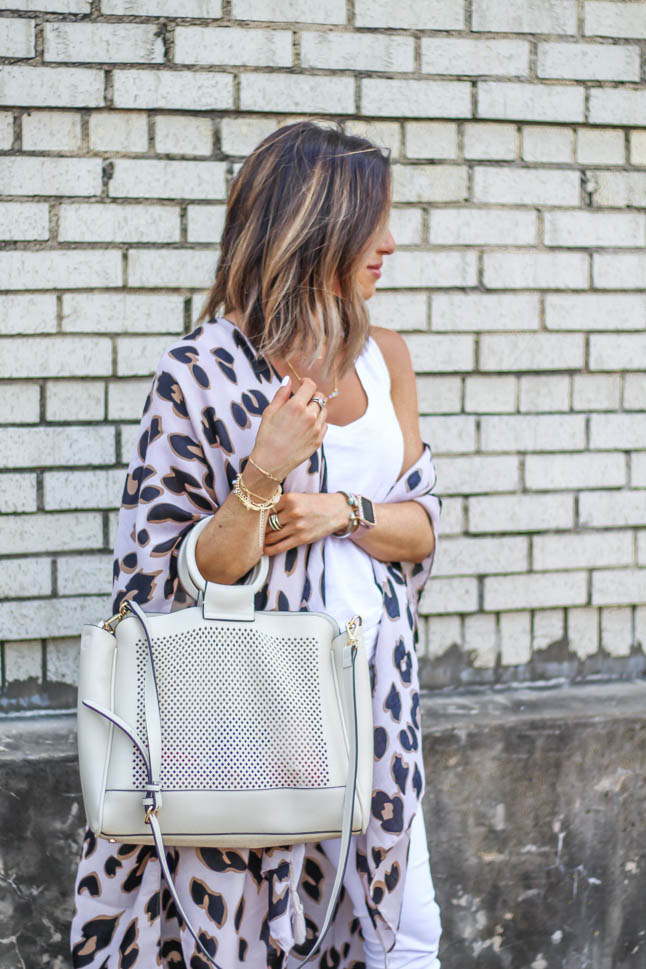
left=285, top=357, right=340, bottom=400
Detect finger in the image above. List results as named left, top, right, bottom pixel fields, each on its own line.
left=264, top=533, right=301, bottom=556
left=291, top=375, right=318, bottom=406
left=264, top=375, right=292, bottom=414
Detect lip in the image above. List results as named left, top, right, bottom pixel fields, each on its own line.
left=367, top=265, right=382, bottom=279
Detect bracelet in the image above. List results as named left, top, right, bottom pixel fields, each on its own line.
left=247, top=455, right=282, bottom=483
left=232, top=472, right=282, bottom=551
left=333, top=491, right=361, bottom=539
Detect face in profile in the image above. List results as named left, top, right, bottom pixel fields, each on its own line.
left=354, top=220, right=396, bottom=302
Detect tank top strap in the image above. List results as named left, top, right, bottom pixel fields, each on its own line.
left=355, top=333, right=391, bottom=394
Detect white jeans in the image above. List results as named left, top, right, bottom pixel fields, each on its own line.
left=320, top=807, right=442, bottom=968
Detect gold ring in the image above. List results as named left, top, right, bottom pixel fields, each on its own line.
left=268, top=513, right=282, bottom=531
left=310, top=395, right=326, bottom=411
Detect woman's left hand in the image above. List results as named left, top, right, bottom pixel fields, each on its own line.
left=263, top=491, right=349, bottom=556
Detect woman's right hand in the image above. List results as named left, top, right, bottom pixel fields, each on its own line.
left=250, top=376, right=328, bottom=480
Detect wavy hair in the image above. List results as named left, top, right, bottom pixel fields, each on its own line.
left=198, top=119, right=392, bottom=378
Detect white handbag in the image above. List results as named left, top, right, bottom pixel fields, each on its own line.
left=77, top=516, right=373, bottom=967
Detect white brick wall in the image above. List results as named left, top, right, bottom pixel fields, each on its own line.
left=0, top=1, right=644, bottom=703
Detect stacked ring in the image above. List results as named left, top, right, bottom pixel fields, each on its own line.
left=310, top=395, right=326, bottom=411
left=268, top=513, right=282, bottom=531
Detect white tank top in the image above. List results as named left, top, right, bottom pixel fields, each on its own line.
left=322, top=335, right=405, bottom=656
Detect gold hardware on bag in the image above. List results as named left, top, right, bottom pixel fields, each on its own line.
left=144, top=806, right=160, bottom=825
left=345, top=615, right=362, bottom=647
left=101, top=602, right=129, bottom=633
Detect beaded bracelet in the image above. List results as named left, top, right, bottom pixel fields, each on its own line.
left=232, top=472, right=282, bottom=552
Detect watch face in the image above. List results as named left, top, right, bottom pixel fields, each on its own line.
left=359, top=497, right=376, bottom=526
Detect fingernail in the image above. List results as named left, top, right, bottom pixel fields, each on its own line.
left=281, top=375, right=290, bottom=387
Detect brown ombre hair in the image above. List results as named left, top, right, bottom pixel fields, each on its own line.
left=198, top=119, right=392, bottom=378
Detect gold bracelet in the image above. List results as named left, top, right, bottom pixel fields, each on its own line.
left=238, top=472, right=278, bottom=504
left=232, top=472, right=281, bottom=552
left=247, top=455, right=282, bottom=483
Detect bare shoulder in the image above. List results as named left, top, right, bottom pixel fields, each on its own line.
left=369, top=325, right=414, bottom=383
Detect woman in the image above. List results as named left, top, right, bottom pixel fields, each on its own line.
left=71, top=120, right=442, bottom=969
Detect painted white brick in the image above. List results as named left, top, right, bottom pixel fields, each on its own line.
left=430, top=207, right=537, bottom=246
left=577, top=127, right=625, bottom=166
left=44, top=468, right=125, bottom=511
left=0, top=511, right=103, bottom=554
left=419, top=576, right=479, bottom=615
left=0, top=18, right=35, bottom=58
left=639, top=532, right=646, bottom=568
left=592, top=569, right=646, bottom=607
left=420, top=415, right=476, bottom=454
left=0, top=156, right=101, bottom=197
left=480, top=333, right=584, bottom=371
left=355, top=0, right=464, bottom=28
left=589, top=89, right=646, bottom=128
left=485, top=571, right=588, bottom=612
left=522, top=125, right=574, bottom=163
left=538, top=41, right=640, bottom=81
left=464, top=613, right=498, bottom=668
left=0, top=111, right=13, bottom=149
left=534, top=530, right=633, bottom=571
left=176, top=26, right=291, bottom=68
left=573, top=375, right=621, bottom=412
left=472, top=0, right=577, bottom=34
left=624, top=374, right=646, bottom=411
left=545, top=211, right=644, bottom=249
left=89, top=111, right=148, bottom=152
left=113, top=70, right=233, bottom=111
left=0, top=335, right=112, bottom=379
left=590, top=414, right=646, bottom=450
left=469, top=493, right=574, bottom=533
left=46, top=637, right=79, bottom=686
left=465, top=376, right=517, bottom=414
left=590, top=171, right=646, bottom=208
left=107, top=378, right=151, bottom=420
left=416, top=375, right=461, bottom=414
left=0, top=295, right=57, bottom=336
left=568, top=607, right=599, bottom=659
left=102, top=0, right=222, bottom=13
left=584, top=1, right=646, bottom=38
left=127, top=248, right=217, bottom=288
left=0, top=425, right=114, bottom=469
left=432, top=293, right=540, bottom=332
left=594, top=254, right=646, bottom=291
left=233, top=0, right=344, bottom=22
left=389, top=208, right=424, bottom=246
left=473, top=167, right=580, bottom=206
left=59, top=203, right=180, bottom=243
left=44, top=23, right=163, bottom=63
left=463, top=122, right=517, bottom=160
left=546, top=293, right=645, bottom=331
left=525, top=452, right=626, bottom=491
left=362, top=79, right=471, bottom=119
left=384, top=250, right=477, bottom=289
left=0, top=595, right=111, bottom=642
left=427, top=614, right=462, bottom=659
left=0, top=0, right=89, bottom=8
left=499, top=611, right=531, bottom=665
left=406, top=333, right=475, bottom=373
left=533, top=609, right=565, bottom=653
left=438, top=497, right=463, bottom=535
left=481, top=414, right=585, bottom=452
left=241, top=73, right=354, bottom=114
left=119, top=422, right=141, bottom=464
left=0, top=382, right=40, bottom=424
left=590, top=334, right=646, bottom=372
left=423, top=37, right=529, bottom=78
left=0, top=251, right=121, bottom=291
left=344, top=120, right=401, bottom=159
left=440, top=455, right=521, bottom=495
left=22, top=110, right=81, bottom=152
left=483, top=251, right=588, bottom=290
left=0, top=202, right=49, bottom=241
left=405, top=122, right=458, bottom=160
left=632, top=455, right=646, bottom=488
left=58, top=553, right=113, bottom=596
left=637, top=606, right=646, bottom=650
left=600, top=606, right=634, bottom=657
left=579, top=490, right=646, bottom=528
left=478, top=81, right=584, bottom=123
left=302, top=30, right=413, bottom=72
left=370, top=291, right=428, bottom=331
left=155, top=116, right=213, bottom=156
left=46, top=381, right=105, bottom=423
left=186, top=204, right=226, bottom=243
left=630, top=131, right=646, bottom=167
left=62, top=293, right=184, bottom=334
left=0, top=473, right=38, bottom=513
left=219, top=117, right=279, bottom=156
left=519, top=375, right=570, bottom=413
left=392, top=164, right=467, bottom=203
left=116, top=335, right=175, bottom=376
left=109, top=159, right=226, bottom=200
left=0, top=558, right=51, bottom=599
left=3, top=641, right=41, bottom=681
left=0, top=66, right=103, bottom=108
left=434, top=535, right=528, bottom=576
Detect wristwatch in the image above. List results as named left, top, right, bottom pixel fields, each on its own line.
left=334, top=491, right=376, bottom=538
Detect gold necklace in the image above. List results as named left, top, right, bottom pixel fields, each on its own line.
left=285, top=357, right=339, bottom=400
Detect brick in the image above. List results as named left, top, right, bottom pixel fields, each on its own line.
left=594, top=254, right=646, bottom=291
left=58, top=553, right=113, bottom=596
left=0, top=557, right=51, bottom=599
left=0, top=66, right=103, bottom=108
left=600, top=607, right=634, bottom=657
left=0, top=425, right=114, bottom=469
left=500, top=611, right=531, bottom=666
left=0, top=382, right=40, bottom=424
left=632, top=455, right=646, bottom=488
left=362, top=79, right=471, bottom=119
left=478, top=81, right=584, bottom=123
left=113, top=70, right=233, bottom=111
left=580, top=490, right=646, bottom=528
left=155, top=116, right=213, bottom=156
left=384, top=250, right=477, bottom=289
left=405, top=122, right=458, bottom=160
left=176, top=26, right=292, bottom=67
left=481, top=414, right=585, bottom=452
left=0, top=473, right=38, bottom=513
left=0, top=18, right=35, bottom=58
left=547, top=211, right=644, bottom=248
left=525, top=452, right=626, bottom=490
left=483, top=251, right=588, bottom=290
left=356, top=0, right=464, bottom=28
left=427, top=615, right=462, bottom=659
left=573, top=375, right=621, bottom=412
left=0, top=335, right=112, bottom=378
left=436, top=497, right=462, bottom=536
left=241, top=73, right=353, bottom=114
left=119, top=422, right=141, bottom=463
left=419, top=415, right=476, bottom=454
left=0, top=0, right=89, bottom=8
left=538, top=41, right=640, bottom=81
left=0, top=595, right=110, bottom=642
left=584, top=1, right=646, bottom=38
left=0, top=156, right=101, bottom=197
left=472, top=0, right=577, bottom=34
left=590, top=414, right=646, bottom=450
left=465, top=376, right=517, bottom=414
left=344, top=120, right=401, bottom=158
left=533, top=609, right=566, bottom=653
left=389, top=208, right=423, bottom=245
left=419, top=576, right=479, bottom=615
left=0, top=295, right=56, bottom=335
left=624, top=374, right=646, bottom=411
left=637, top=606, right=646, bottom=649
left=219, top=117, right=279, bottom=156
left=46, top=637, right=79, bottom=686
left=432, top=293, right=540, bottom=332
left=0, top=511, right=103, bottom=554
left=589, top=89, right=646, bottom=128
left=406, top=333, right=475, bottom=372
left=464, top=613, right=498, bottom=668
left=3, top=642, right=41, bottom=682
left=45, top=468, right=125, bottom=510
left=116, top=335, right=175, bottom=376
left=233, top=0, right=344, bottom=22
left=44, top=23, right=163, bottom=63
left=519, top=375, right=570, bottom=412
left=522, top=125, right=574, bottom=163
left=630, top=131, right=646, bottom=167
left=302, top=30, right=412, bottom=72
left=0, top=202, right=49, bottom=241
left=591, top=171, right=646, bottom=207
left=534, top=530, right=633, bottom=571
left=567, top=607, right=599, bottom=659
left=46, top=381, right=105, bottom=422
left=0, top=251, right=121, bottom=291
left=441, top=455, right=521, bottom=496
left=592, top=569, right=646, bottom=607
left=473, top=167, right=580, bottom=206
left=480, top=333, right=584, bottom=372
left=469, top=493, right=574, bottom=533
left=62, top=293, right=184, bottom=334
left=639, top=533, right=646, bottom=568
left=59, top=203, right=180, bottom=243
left=546, top=293, right=645, bottom=331
left=0, top=112, right=13, bottom=149
left=370, top=291, right=428, bottom=331
left=109, top=159, right=226, bottom=199
left=187, top=204, right=226, bottom=243
left=392, top=164, right=467, bottom=203
left=22, top=110, right=81, bottom=152
left=89, top=111, right=148, bottom=152
left=416, top=376, right=462, bottom=414
left=102, top=0, right=222, bottom=13
left=484, top=571, right=588, bottom=612
left=590, top=334, right=646, bottom=372
left=107, top=378, right=152, bottom=420
left=463, top=122, right=517, bottom=160
left=430, top=207, right=537, bottom=246
left=435, top=535, right=528, bottom=577
left=421, top=37, right=529, bottom=77
left=127, top=249, right=217, bottom=288
left=577, top=128, right=625, bottom=166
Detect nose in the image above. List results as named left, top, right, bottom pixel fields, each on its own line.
left=379, top=228, right=396, bottom=255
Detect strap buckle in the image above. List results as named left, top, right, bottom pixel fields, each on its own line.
left=102, top=602, right=129, bottom=633
left=144, top=805, right=159, bottom=825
